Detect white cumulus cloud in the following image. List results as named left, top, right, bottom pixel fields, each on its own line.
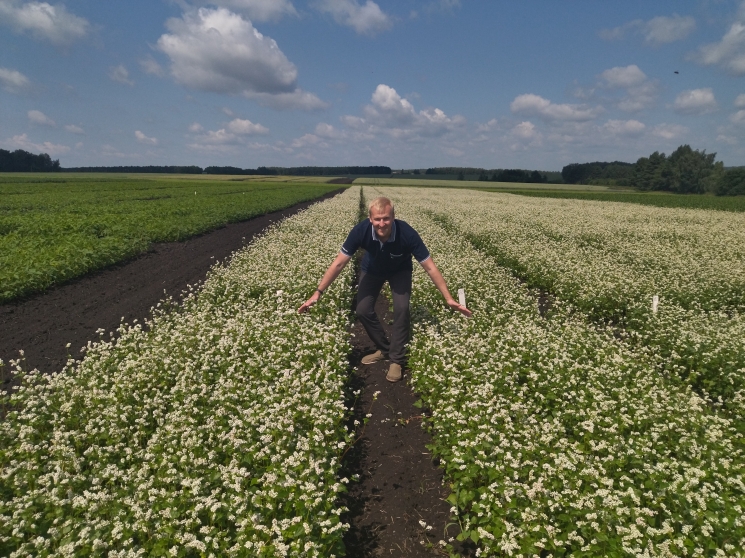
left=600, top=65, right=658, bottom=112
left=199, top=129, right=236, bottom=144
left=135, top=130, right=158, bottom=145
left=369, top=84, right=417, bottom=122
left=336, top=84, right=464, bottom=147
left=735, top=93, right=745, bottom=108
left=4, top=133, right=69, bottom=155
left=643, top=15, right=696, bottom=44
left=509, top=121, right=543, bottom=151
left=510, top=93, right=599, bottom=122
left=476, top=118, right=498, bottom=132
left=292, top=133, right=325, bottom=148
left=109, top=65, right=134, bottom=86
left=600, top=14, right=695, bottom=45
left=64, top=124, right=84, bottom=134
left=731, top=110, right=745, bottom=125
left=315, top=0, right=392, bottom=36
left=314, top=122, right=345, bottom=139
left=601, top=65, right=647, bottom=88
left=28, top=109, right=55, bottom=126
left=358, top=84, right=465, bottom=137
left=602, top=119, right=646, bottom=136
left=673, top=88, right=717, bottom=114
left=0, top=67, right=30, bottom=93
left=194, top=0, right=297, bottom=21
left=617, top=82, right=658, bottom=112
left=0, top=0, right=89, bottom=45
left=717, top=133, right=738, bottom=145
left=157, top=7, right=324, bottom=110
left=690, top=4, right=745, bottom=75
left=190, top=118, right=269, bottom=148
left=227, top=118, right=269, bottom=134
left=140, top=57, right=165, bottom=77
left=243, top=89, right=327, bottom=110
left=651, top=123, right=688, bottom=140
left=512, top=121, right=540, bottom=140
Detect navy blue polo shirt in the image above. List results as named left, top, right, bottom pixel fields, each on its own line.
left=341, top=219, right=430, bottom=276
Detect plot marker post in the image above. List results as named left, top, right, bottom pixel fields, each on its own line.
left=458, top=288, right=466, bottom=307
left=652, top=295, right=659, bottom=314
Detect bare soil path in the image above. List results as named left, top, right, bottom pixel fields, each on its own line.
left=341, top=295, right=469, bottom=557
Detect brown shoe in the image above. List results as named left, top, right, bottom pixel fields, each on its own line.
left=386, top=363, right=402, bottom=382
left=361, top=350, right=387, bottom=365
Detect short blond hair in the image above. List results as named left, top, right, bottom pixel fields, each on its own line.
left=368, top=196, right=394, bottom=218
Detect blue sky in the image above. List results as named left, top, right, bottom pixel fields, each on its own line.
left=1, top=0, right=745, bottom=170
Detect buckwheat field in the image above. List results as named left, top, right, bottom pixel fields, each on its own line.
left=2, top=186, right=744, bottom=557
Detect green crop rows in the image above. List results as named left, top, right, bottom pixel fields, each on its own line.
left=0, top=175, right=340, bottom=303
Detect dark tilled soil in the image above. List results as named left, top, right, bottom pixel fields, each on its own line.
left=0, top=189, right=343, bottom=380
left=341, top=295, right=469, bottom=557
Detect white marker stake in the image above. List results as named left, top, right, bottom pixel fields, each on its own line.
left=458, top=288, right=466, bottom=307
left=652, top=295, right=659, bottom=314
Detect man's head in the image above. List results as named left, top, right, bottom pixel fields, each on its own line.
left=368, top=196, right=394, bottom=241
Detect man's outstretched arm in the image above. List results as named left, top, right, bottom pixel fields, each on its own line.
left=297, top=252, right=352, bottom=313
left=420, top=257, right=472, bottom=317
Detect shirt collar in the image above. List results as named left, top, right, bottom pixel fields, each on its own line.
left=371, top=219, right=396, bottom=245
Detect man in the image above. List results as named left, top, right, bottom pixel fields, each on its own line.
left=298, top=196, right=471, bottom=382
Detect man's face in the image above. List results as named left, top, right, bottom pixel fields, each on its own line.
left=369, top=205, right=393, bottom=241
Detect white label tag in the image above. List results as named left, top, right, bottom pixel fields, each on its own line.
left=652, top=295, right=659, bottom=314
left=458, top=289, right=466, bottom=307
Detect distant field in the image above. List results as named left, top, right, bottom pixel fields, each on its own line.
left=49, top=173, right=345, bottom=184
left=353, top=177, right=616, bottom=191
left=0, top=174, right=340, bottom=303
left=499, top=189, right=745, bottom=212
left=364, top=177, right=745, bottom=211
left=218, top=175, right=347, bottom=183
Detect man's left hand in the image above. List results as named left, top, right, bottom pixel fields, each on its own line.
left=447, top=298, right=472, bottom=317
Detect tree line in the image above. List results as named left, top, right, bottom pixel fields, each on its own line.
left=479, top=169, right=548, bottom=183
left=203, top=166, right=277, bottom=175
left=562, top=145, right=744, bottom=195
left=204, top=165, right=392, bottom=176
left=0, top=149, right=60, bottom=172
left=62, top=165, right=203, bottom=174
left=273, top=166, right=392, bottom=176
left=424, top=167, right=560, bottom=183
left=560, top=161, right=635, bottom=186
left=1, top=156, right=392, bottom=177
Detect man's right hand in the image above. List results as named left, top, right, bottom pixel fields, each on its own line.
left=297, top=293, right=321, bottom=314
